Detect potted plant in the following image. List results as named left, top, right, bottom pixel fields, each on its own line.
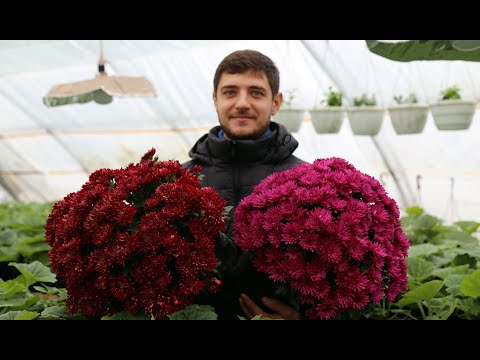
left=388, top=93, right=429, bottom=134
left=309, top=86, right=345, bottom=134
left=274, top=89, right=304, bottom=132
left=430, top=85, right=477, bottom=130
left=346, top=93, right=384, bottom=135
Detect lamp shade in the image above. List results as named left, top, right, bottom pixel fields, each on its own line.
left=43, top=72, right=156, bottom=107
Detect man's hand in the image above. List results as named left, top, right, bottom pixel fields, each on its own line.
left=239, top=293, right=301, bottom=320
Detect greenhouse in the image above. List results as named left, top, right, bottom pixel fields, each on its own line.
left=0, top=40, right=479, bottom=320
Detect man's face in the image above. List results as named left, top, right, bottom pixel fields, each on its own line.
left=213, top=70, right=282, bottom=140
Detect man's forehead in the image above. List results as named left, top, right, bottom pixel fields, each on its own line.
left=219, top=71, right=269, bottom=89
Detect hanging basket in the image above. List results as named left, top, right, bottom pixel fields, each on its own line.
left=310, top=108, right=345, bottom=134
left=346, top=107, right=385, bottom=135
left=430, top=100, right=477, bottom=130
left=388, top=104, right=429, bottom=135
left=273, top=108, right=304, bottom=132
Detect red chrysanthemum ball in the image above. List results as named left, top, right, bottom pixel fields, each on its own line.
left=233, top=157, right=409, bottom=319
left=46, top=148, right=226, bottom=319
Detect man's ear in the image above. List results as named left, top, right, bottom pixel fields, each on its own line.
left=212, top=91, right=217, bottom=106
left=272, top=92, right=283, bottom=116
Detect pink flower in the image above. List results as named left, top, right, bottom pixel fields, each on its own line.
left=233, top=157, right=409, bottom=320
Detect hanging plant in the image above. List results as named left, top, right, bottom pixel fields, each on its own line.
left=388, top=92, right=429, bottom=135
left=310, top=86, right=345, bottom=134
left=274, top=88, right=304, bottom=132
left=440, top=85, right=461, bottom=100
left=347, top=93, right=384, bottom=135
left=430, top=85, right=477, bottom=130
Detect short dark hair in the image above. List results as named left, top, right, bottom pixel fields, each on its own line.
left=213, top=49, right=280, bottom=98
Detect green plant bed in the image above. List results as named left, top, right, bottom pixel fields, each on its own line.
left=2, top=202, right=479, bottom=320
left=364, top=206, right=480, bottom=320
left=0, top=202, right=55, bottom=280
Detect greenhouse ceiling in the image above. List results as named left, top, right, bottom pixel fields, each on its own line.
left=0, top=40, right=479, bottom=222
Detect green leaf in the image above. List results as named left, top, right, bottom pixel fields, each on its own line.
left=451, top=253, right=477, bottom=268
left=353, top=93, right=376, bottom=106
left=457, top=297, right=480, bottom=316
left=40, top=305, right=70, bottom=319
left=440, top=85, right=461, bottom=100
left=401, top=212, right=444, bottom=245
left=251, top=315, right=282, bottom=320
left=102, top=311, right=152, bottom=320
left=366, top=40, right=480, bottom=62
left=416, top=215, right=443, bottom=231
left=0, top=280, right=26, bottom=298
left=428, top=296, right=458, bottom=320
left=0, top=293, right=40, bottom=310
left=40, top=305, right=87, bottom=320
left=389, top=308, right=419, bottom=320
left=433, top=265, right=469, bottom=280
left=0, top=228, right=19, bottom=246
left=0, top=246, right=19, bottom=262
left=32, top=285, right=48, bottom=293
left=16, top=237, right=50, bottom=258
left=405, top=206, right=424, bottom=216
left=0, top=202, right=54, bottom=230
left=222, top=205, right=234, bottom=217
left=408, top=243, right=440, bottom=258
left=0, top=311, right=39, bottom=320
left=167, top=304, right=217, bottom=320
left=454, top=221, right=480, bottom=234
left=460, top=269, right=480, bottom=297
left=32, top=284, right=62, bottom=295
left=237, top=314, right=281, bottom=320
left=0, top=293, right=31, bottom=308
left=396, top=296, right=419, bottom=308
left=442, top=231, right=479, bottom=246
left=443, top=274, right=466, bottom=296
left=459, top=245, right=480, bottom=259
left=9, top=261, right=57, bottom=285
left=406, top=257, right=437, bottom=282
left=402, top=280, right=444, bottom=302
left=425, top=244, right=462, bottom=266
left=362, top=305, right=389, bottom=320
left=428, top=254, right=454, bottom=267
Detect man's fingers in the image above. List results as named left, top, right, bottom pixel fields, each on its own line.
left=262, top=297, right=301, bottom=320
left=239, top=294, right=299, bottom=320
left=261, top=297, right=291, bottom=312
left=239, top=295, right=253, bottom=319
left=240, top=293, right=264, bottom=319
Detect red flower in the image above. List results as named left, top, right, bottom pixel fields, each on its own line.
left=46, top=149, right=227, bottom=319
left=234, top=158, right=409, bottom=320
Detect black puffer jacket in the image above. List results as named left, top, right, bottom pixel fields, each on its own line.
left=183, top=122, right=305, bottom=319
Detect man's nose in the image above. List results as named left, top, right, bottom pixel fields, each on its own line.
left=235, top=92, right=250, bottom=110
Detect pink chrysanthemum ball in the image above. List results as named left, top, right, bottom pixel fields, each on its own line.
left=233, top=158, right=409, bottom=320
left=46, top=148, right=226, bottom=319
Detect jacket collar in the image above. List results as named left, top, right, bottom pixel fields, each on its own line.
left=188, top=122, right=299, bottom=165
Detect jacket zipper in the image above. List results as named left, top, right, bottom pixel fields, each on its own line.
left=231, top=141, right=241, bottom=207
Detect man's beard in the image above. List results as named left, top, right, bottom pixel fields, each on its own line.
left=222, top=126, right=267, bottom=141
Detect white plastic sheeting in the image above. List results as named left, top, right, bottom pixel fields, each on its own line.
left=0, top=40, right=479, bottom=222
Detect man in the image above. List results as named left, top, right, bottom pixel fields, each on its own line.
left=183, top=49, right=305, bottom=320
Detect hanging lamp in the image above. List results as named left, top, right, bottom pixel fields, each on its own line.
left=43, top=40, right=157, bottom=107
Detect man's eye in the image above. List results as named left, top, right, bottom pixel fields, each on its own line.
left=252, top=90, right=263, bottom=97
left=224, top=90, right=236, bottom=96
